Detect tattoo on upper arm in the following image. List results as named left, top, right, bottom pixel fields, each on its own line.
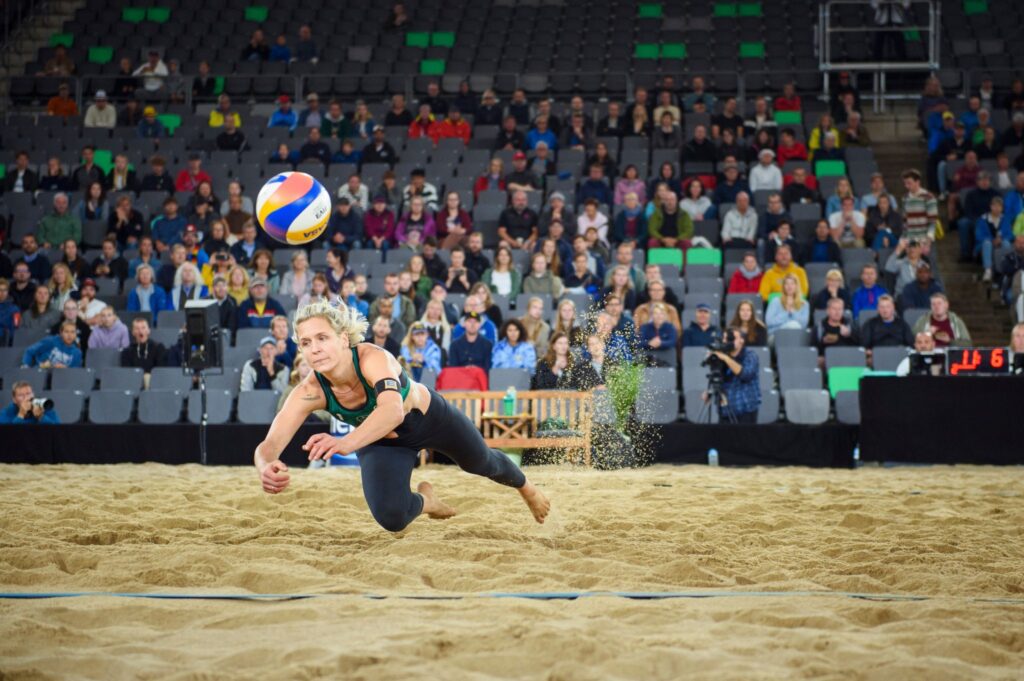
left=300, top=388, right=321, bottom=401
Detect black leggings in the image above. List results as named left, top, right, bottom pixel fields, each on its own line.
left=356, top=388, right=526, bottom=532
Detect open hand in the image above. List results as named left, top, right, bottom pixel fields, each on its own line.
left=303, top=433, right=344, bottom=461
left=260, top=460, right=290, bottom=494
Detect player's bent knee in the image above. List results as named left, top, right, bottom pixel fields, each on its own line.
left=368, top=505, right=414, bottom=533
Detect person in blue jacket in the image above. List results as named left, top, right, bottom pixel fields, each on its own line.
left=0, top=380, right=60, bottom=424
left=400, top=322, right=442, bottom=381
left=638, top=303, right=678, bottom=362
left=974, top=195, right=1014, bottom=282
left=21, top=321, right=83, bottom=368
left=491, top=320, right=537, bottom=375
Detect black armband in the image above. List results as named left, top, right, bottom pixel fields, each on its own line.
left=374, top=378, right=402, bottom=397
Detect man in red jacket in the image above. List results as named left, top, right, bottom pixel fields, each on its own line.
left=407, top=103, right=440, bottom=143
left=175, top=153, right=212, bottom=192
left=436, top=105, right=472, bottom=144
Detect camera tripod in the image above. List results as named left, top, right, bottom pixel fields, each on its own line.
left=695, top=371, right=738, bottom=424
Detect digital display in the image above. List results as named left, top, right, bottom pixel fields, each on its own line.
left=947, top=348, right=1011, bottom=375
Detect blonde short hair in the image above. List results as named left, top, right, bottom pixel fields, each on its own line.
left=293, top=300, right=368, bottom=346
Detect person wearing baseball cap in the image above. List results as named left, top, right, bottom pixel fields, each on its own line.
left=138, top=105, right=165, bottom=139
left=84, top=90, right=116, bottom=129
left=682, top=302, right=721, bottom=347
left=46, top=81, right=78, bottom=118
left=506, top=151, right=542, bottom=195
left=362, top=124, right=398, bottom=166
left=236, top=276, right=287, bottom=329
left=269, top=94, right=298, bottom=132
left=240, top=336, right=290, bottom=392
left=299, top=91, right=322, bottom=129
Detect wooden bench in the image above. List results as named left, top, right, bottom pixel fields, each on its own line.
left=430, top=390, right=595, bottom=465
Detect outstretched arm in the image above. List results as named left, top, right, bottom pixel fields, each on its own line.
left=305, top=349, right=406, bottom=460
left=254, top=376, right=323, bottom=493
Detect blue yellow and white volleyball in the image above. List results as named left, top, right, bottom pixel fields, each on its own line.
left=255, top=171, right=331, bottom=245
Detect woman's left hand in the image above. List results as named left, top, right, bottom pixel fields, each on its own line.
left=303, top=433, right=345, bottom=461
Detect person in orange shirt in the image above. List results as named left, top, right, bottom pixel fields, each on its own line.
left=47, top=83, right=79, bottom=118
left=435, top=106, right=472, bottom=144
left=407, top=103, right=440, bottom=142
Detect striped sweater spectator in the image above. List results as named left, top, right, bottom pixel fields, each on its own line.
left=901, top=170, right=939, bottom=244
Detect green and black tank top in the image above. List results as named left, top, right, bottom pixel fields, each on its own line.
left=313, top=344, right=412, bottom=426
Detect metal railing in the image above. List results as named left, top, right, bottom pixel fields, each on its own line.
left=819, top=0, right=941, bottom=111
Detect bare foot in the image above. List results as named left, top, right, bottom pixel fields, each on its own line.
left=418, top=481, right=457, bottom=519
left=518, top=481, right=551, bottom=524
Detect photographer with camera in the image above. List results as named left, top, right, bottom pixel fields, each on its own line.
left=0, top=381, right=60, bottom=424
left=701, top=328, right=761, bottom=424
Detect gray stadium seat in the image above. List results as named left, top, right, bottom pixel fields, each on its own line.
left=85, top=347, right=121, bottom=370
left=237, top=390, right=279, bottom=424
left=641, top=367, right=678, bottom=391
left=779, top=368, right=824, bottom=392
left=773, top=328, right=812, bottom=347
left=0, top=347, right=23, bottom=370
left=87, top=390, right=135, bottom=424
left=419, top=368, right=438, bottom=390
left=203, top=367, right=242, bottom=395
left=149, top=367, right=195, bottom=392
left=3, top=367, right=47, bottom=393
left=188, top=389, right=233, bottom=424
left=488, top=368, right=531, bottom=391
left=50, top=367, right=96, bottom=392
left=783, top=389, right=831, bottom=425
left=776, top=346, right=818, bottom=371
left=235, top=327, right=268, bottom=350
left=757, top=390, right=780, bottom=424
left=834, top=390, right=861, bottom=425
left=636, top=388, right=679, bottom=424
left=158, top=310, right=186, bottom=329
left=824, top=346, right=867, bottom=370
left=871, top=346, right=910, bottom=372
left=100, top=367, right=145, bottom=394
left=40, top=390, right=85, bottom=424
left=137, top=390, right=184, bottom=424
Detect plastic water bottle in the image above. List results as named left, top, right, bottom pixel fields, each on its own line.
left=503, top=386, right=516, bottom=416
left=853, top=445, right=861, bottom=467
left=708, top=448, right=719, bottom=467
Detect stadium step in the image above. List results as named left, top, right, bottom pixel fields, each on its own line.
left=866, top=104, right=1011, bottom=347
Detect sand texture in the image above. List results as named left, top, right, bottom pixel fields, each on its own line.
left=1, top=463, right=1022, bottom=680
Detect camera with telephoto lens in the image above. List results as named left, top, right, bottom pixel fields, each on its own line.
left=31, top=397, right=54, bottom=410
left=701, top=336, right=735, bottom=387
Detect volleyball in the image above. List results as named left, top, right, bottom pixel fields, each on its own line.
left=255, top=171, right=331, bottom=245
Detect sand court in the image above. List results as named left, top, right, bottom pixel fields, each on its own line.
left=1, top=463, right=1023, bottom=679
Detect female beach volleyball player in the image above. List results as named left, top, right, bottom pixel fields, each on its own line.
left=254, top=300, right=550, bottom=531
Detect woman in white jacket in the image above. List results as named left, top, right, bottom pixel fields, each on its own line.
left=748, top=148, right=783, bottom=193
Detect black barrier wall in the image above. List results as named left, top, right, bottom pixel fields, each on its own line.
left=1, top=423, right=858, bottom=468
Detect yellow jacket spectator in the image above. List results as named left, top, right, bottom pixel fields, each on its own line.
left=758, top=244, right=809, bottom=300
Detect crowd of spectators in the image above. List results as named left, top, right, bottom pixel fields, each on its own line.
left=5, top=71, right=1024, bottom=415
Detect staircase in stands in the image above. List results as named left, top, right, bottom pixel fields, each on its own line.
left=0, top=0, right=83, bottom=109
left=865, top=103, right=1012, bottom=347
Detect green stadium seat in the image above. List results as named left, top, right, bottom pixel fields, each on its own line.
left=739, top=42, right=765, bottom=59
left=157, top=114, right=181, bottom=136
left=634, top=43, right=659, bottom=59
left=903, top=30, right=921, bottom=41
left=738, top=3, right=762, bottom=17
left=93, top=150, right=114, bottom=174
left=420, top=59, right=445, bottom=75
left=88, top=46, right=113, bottom=65
left=815, top=160, right=847, bottom=177
left=963, top=0, right=988, bottom=15
left=648, top=248, right=683, bottom=269
left=686, top=248, right=723, bottom=267
left=49, top=33, right=73, bottom=48
left=0, top=166, right=6, bottom=180
left=244, top=5, right=269, bottom=22
left=122, top=7, right=146, bottom=23
left=213, top=76, right=224, bottom=96
left=775, top=110, right=801, bottom=125
left=431, top=32, right=455, bottom=47
left=638, top=3, right=663, bottom=18
left=713, top=4, right=738, bottom=18
left=661, top=43, right=686, bottom=59
left=146, top=7, right=170, bottom=23
left=406, top=32, right=430, bottom=48
left=828, top=366, right=865, bottom=398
